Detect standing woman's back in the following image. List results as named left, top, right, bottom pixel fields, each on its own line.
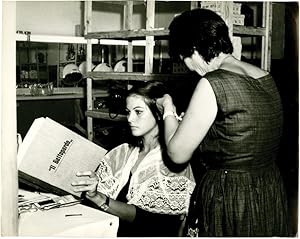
left=163, top=8, right=290, bottom=237
left=187, top=69, right=289, bottom=236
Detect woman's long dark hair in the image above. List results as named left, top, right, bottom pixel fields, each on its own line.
left=169, top=8, right=233, bottom=62
left=126, top=81, right=188, bottom=172
left=126, top=81, right=167, bottom=150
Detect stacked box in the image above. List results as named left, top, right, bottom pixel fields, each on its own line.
left=200, top=1, right=245, bottom=26
left=232, top=3, right=242, bottom=15
left=233, top=14, right=245, bottom=26
left=200, top=1, right=224, bottom=12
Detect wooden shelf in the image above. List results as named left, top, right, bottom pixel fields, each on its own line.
left=84, top=1, right=272, bottom=141
left=85, top=25, right=266, bottom=40
left=98, top=1, right=145, bottom=5
left=233, top=25, right=266, bottom=36
left=86, top=72, right=195, bottom=81
left=85, top=109, right=127, bottom=121
left=17, top=94, right=84, bottom=101
left=19, top=63, right=48, bottom=66
left=17, top=87, right=109, bottom=100
left=85, top=28, right=169, bottom=40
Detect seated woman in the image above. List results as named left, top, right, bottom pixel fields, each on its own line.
left=72, top=81, right=195, bottom=237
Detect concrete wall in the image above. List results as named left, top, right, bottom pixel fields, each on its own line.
left=16, top=1, right=192, bottom=65
left=16, top=1, right=190, bottom=35
left=16, top=1, right=82, bottom=36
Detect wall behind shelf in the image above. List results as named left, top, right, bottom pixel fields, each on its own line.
left=16, top=2, right=285, bottom=61
left=15, top=1, right=193, bottom=67
left=16, top=1, right=190, bottom=35
left=16, top=1, right=82, bottom=36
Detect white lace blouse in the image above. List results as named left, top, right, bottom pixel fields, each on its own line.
left=96, top=143, right=196, bottom=215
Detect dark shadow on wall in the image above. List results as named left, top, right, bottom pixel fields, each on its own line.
left=271, top=2, right=299, bottom=236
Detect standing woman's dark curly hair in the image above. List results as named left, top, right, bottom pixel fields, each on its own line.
left=126, top=81, right=167, bottom=150
left=168, top=8, right=233, bottom=62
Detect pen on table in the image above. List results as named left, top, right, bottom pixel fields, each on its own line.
left=65, top=213, right=82, bottom=217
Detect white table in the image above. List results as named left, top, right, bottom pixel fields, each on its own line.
left=18, top=191, right=119, bottom=237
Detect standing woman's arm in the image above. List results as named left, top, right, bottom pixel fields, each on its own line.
left=159, top=78, right=217, bottom=164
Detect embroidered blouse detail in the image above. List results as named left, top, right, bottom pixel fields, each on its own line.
left=96, top=143, right=195, bottom=215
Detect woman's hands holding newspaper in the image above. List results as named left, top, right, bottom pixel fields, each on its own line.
left=72, top=171, right=107, bottom=207
left=72, top=171, right=99, bottom=197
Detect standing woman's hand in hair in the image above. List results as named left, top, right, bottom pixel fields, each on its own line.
left=156, top=94, right=181, bottom=148
left=156, top=94, right=176, bottom=114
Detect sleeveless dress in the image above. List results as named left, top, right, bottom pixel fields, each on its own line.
left=186, top=69, right=289, bottom=236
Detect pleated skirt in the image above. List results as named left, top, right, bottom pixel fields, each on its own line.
left=186, top=163, right=290, bottom=237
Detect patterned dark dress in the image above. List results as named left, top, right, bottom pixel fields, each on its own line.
left=186, top=69, right=289, bottom=236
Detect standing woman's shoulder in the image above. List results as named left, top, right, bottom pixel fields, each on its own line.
left=220, top=57, right=268, bottom=79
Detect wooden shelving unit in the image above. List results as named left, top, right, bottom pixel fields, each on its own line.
left=86, top=72, right=194, bottom=81
left=16, top=87, right=108, bottom=100
left=17, top=41, right=49, bottom=85
left=85, top=25, right=267, bottom=40
left=84, top=1, right=273, bottom=141
left=85, top=29, right=170, bottom=40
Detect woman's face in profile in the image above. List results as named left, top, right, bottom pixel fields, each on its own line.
left=125, top=94, right=158, bottom=138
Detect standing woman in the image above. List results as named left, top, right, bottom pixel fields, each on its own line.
left=156, top=8, right=289, bottom=237
left=72, top=81, right=195, bottom=237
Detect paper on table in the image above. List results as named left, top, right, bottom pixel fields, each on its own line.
left=19, top=203, right=119, bottom=237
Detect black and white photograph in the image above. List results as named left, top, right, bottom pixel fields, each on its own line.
left=0, top=1, right=298, bottom=237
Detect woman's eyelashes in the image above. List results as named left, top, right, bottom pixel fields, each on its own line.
left=125, top=109, right=144, bottom=117
left=135, top=110, right=143, bottom=116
